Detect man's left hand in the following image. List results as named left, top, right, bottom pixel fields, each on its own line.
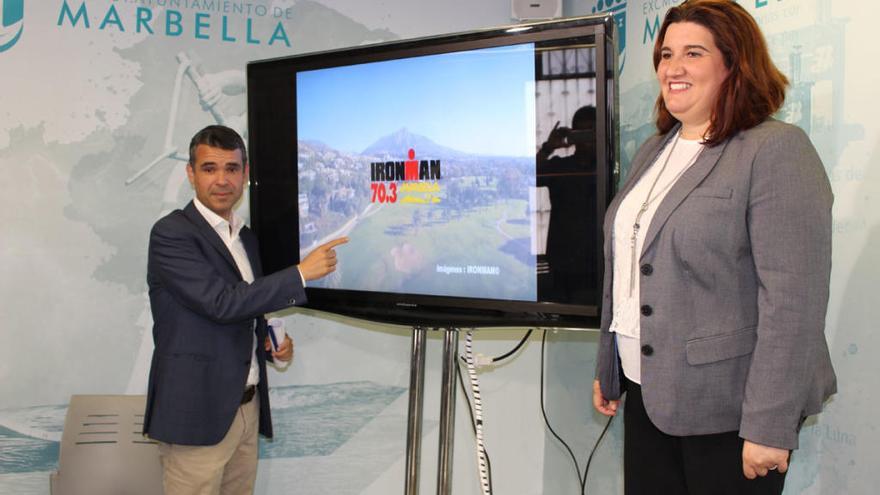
left=742, top=440, right=789, bottom=479
left=265, top=334, right=294, bottom=362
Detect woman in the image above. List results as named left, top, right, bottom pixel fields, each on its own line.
left=592, top=1, right=837, bottom=494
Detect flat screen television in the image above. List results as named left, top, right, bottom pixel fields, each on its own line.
left=247, top=15, right=618, bottom=328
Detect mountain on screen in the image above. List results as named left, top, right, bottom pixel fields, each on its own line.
left=361, top=128, right=468, bottom=160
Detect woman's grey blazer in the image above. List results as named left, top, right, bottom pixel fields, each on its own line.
left=595, top=119, right=837, bottom=450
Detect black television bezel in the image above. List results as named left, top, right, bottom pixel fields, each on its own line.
left=247, top=15, right=619, bottom=328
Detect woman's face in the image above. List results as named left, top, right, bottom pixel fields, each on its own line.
left=657, top=22, right=730, bottom=137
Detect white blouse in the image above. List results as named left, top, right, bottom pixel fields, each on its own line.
left=610, top=133, right=704, bottom=384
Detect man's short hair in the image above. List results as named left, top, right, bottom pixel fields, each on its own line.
left=188, top=125, right=248, bottom=166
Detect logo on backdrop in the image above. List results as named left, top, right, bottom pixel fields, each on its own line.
left=369, top=148, right=443, bottom=205
left=55, top=0, right=293, bottom=47
left=0, top=0, right=24, bottom=53
left=591, top=0, right=627, bottom=72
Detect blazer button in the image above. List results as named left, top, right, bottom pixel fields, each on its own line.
left=641, top=344, right=654, bottom=356
left=287, top=298, right=297, bottom=305
left=640, top=305, right=653, bottom=316
left=640, top=264, right=653, bottom=276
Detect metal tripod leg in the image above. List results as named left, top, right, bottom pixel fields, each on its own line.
left=404, top=326, right=427, bottom=495
left=436, top=328, right=459, bottom=495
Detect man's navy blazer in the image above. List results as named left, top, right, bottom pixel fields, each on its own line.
left=143, top=201, right=305, bottom=445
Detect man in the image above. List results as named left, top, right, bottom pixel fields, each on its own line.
left=536, top=105, right=597, bottom=172
left=143, top=125, right=347, bottom=494
left=535, top=106, right=599, bottom=302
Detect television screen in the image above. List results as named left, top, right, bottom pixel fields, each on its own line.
left=248, top=16, right=618, bottom=327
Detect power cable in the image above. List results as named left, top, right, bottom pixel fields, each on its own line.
left=457, top=358, right=494, bottom=493
left=539, top=329, right=585, bottom=490
left=463, top=329, right=491, bottom=495
left=491, top=329, right=533, bottom=362
left=457, top=327, right=614, bottom=494
left=581, top=414, right=614, bottom=494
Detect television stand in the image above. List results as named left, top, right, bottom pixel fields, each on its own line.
left=404, top=326, right=459, bottom=495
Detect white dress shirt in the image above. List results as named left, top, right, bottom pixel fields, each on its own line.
left=610, top=133, right=703, bottom=384
left=193, top=199, right=260, bottom=388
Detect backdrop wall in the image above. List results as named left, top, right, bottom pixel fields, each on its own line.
left=0, top=1, right=876, bottom=494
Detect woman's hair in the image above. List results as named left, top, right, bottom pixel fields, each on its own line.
left=653, top=0, right=788, bottom=145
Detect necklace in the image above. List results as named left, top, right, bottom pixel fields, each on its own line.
left=627, top=132, right=703, bottom=295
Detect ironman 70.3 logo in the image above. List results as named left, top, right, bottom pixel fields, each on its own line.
left=369, top=148, right=443, bottom=205
left=0, top=0, right=24, bottom=53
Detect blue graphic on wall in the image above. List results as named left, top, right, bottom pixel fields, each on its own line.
left=259, top=382, right=406, bottom=458
left=0, top=382, right=405, bottom=477
left=123, top=49, right=248, bottom=191
left=0, top=0, right=24, bottom=53
left=591, top=0, right=626, bottom=72
left=766, top=4, right=862, bottom=172
left=0, top=404, right=63, bottom=475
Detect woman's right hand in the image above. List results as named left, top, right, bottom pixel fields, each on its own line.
left=592, top=379, right=620, bottom=416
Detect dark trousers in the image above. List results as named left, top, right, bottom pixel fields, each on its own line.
left=624, top=379, right=786, bottom=495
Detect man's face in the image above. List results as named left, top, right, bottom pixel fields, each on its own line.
left=187, top=144, right=248, bottom=221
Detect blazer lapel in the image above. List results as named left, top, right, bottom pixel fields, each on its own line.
left=640, top=138, right=730, bottom=257
left=182, top=201, right=241, bottom=279
left=602, top=130, right=678, bottom=257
